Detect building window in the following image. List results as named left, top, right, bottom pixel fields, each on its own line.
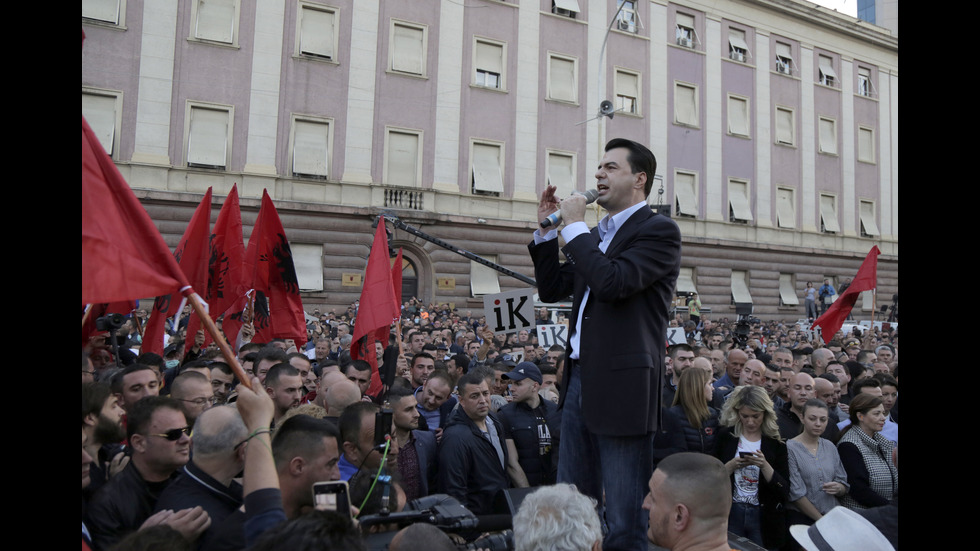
left=83, top=0, right=123, bottom=25
left=818, top=117, right=837, bottom=155
left=727, top=95, right=749, bottom=137
left=676, top=267, right=697, bottom=296
left=474, top=39, right=505, bottom=90
left=731, top=270, right=753, bottom=306
left=82, top=89, right=122, bottom=157
left=471, top=141, right=504, bottom=196
left=298, top=3, right=338, bottom=60
left=616, top=1, right=638, bottom=33
left=728, top=179, right=753, bottom=223
left=471, top=256, right=501, bottom=297
left=775, top=106, right=795, bottom=146
left=858, top=126, right=876, bottom=163
left=775, top=42, right=793, bottom=75
left=859, top=200, right=880, bottom=237
left=390, top=20, right=427, bottom=76
left=191, top=0, right=240, bottom=45
left=552, top=0, right=580, bottom=19
left=779, top=274, right=799, bottom=306
left=674, top=82, right=698, bottom=127
left=728, top=28, right=749, bottom=62
left=776, top=187, right=795, bottom=229
left=674, top=171, right=698, bottom=217
left=547, top=151, right=575, bottom=199
left=819, top=194, right=840, bottom=233
left=384, top=128, right=422, bottom=187
left=290, top=117, right=331, bottom=179
left=186, top=103, right=233, bottom=169
left=676, top=12, right=696, bottom=48
left=857, top=66, right=873, bottom=97
left=292, top=243, right=324, bottom=291
left=818, top=54, right=837, bottom=87
left=547, top=54, right=577, bottom=103
left=615, top=69, right=640, bottom=115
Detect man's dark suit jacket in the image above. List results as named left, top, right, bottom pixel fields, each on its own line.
left=529, top=206, right=681, bottom=436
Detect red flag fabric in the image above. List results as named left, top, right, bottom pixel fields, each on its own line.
left=142, top=189, right=213, bottom=356
left=242, top=190, right=307, bottom=348
left=188, top=184, right=247, bottom=350
left=391, top=247, right=403, bottom=309
left=351, top=223, right=400, bottom=397
left=813, top=246, right=880, bottom=341
left=82, top=116, right=191, bottom=304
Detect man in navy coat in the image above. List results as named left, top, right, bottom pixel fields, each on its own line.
left=529, top=138, right=681, bottom=550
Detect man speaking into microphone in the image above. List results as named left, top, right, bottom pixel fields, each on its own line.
left=528, top=138, right=681, bottom=551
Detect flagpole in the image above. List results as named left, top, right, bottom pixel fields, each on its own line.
left=82, top=304, right=94, bottom=328
left=187, top=291, right=252, bottom=390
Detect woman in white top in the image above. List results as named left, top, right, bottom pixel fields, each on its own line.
left=715, top=385, right=790, bottom=550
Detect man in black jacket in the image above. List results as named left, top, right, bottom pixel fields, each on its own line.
left=437, top=372, right=509, bottom=514
left=498, top=362, right=561, bottom=487
left=86, top=396, right=209, bottom=550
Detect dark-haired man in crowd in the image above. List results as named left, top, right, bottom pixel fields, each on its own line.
left=86, top=396, right=209, bottom=550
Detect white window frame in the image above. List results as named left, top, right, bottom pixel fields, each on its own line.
left=775, top=106, right=795, bottom=146
left=190, top=0, right=240, bottom=46
left=779, top=274, right=800, bottom=306
left=546, top=53, right=578, bottom=104
left=727, top=94, right=749, bottom=137
left=292, top=243, right=325, bottom=291
left=82, top=87, right=123, bottom=158
left=819, top=194, right=841, bottom=233
left=776, top=187, right=796, bottom=229
left=728, top=27, right=749, bottom=62
left=728, top=179, right=753, bottom=223
left=615, top=68, right=641, bottom=116
left=296, top=2, right=339, bottom=61
left=857, top=66, right=872, bottom=97
left=775, top=41, right=794, bottom=75
left=185, top=101, right=233, bottom=169
left=818, top=54, right=838, bottom=87
left=546, top=150, right=576, bottom=200
left=474, top=38, right=506, bottom=91
left=859, top=200, right=880, bottom=237
left=552, top=0, right=580, bottom=19
left=82, top=0, right=125, bottom=26
left=289, top=115, right=333, bottom=180
left=858, top=126, right=876, bottom=163
left=674, top=81, right=699, bottom=128
left=389, top=19, right=427, bottom=77
left=616, top=0, right=638, bottom=33
left=384, top=127, right=423, bottom=188
left=675, top=12, right=697, bottom=48
left=471, top=140, right=505, bottom=195
left=674, top=170, right=698, bottom=217
left=818, top=116, right=838, bottom=155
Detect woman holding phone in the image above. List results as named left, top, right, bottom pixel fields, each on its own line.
left=715, top=385, right=790, bottom=550
left=786, top=398, right=849, bottom=526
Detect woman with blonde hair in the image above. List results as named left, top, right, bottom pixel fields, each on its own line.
left=653, top=367, right=720, bottom=464
left=715, top=385, right=790, bottom=550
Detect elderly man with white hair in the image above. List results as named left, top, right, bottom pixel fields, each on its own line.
left=513, top=484, right=602, bottom=551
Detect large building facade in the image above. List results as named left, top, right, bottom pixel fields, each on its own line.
left=82, top=0, right=898, bottom=321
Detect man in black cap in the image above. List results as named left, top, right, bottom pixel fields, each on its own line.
left=497, top=362, right=562, bottom=487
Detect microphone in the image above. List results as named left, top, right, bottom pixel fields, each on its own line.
left=539, top=189, right=600, bottom=229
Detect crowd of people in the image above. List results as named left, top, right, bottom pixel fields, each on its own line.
left=81, top=297, right=897, bottom=551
